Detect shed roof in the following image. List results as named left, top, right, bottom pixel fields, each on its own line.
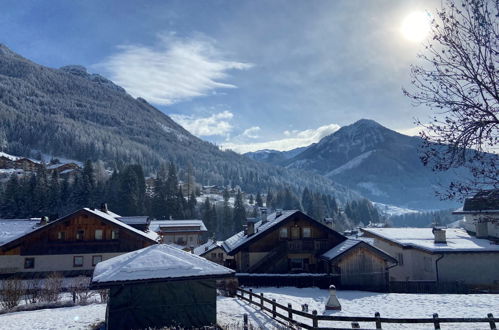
left=91, top=244, right=235, bottom=286
left=361, top=227, right=499, bottom=253
left=321, top=238, right=396, bottom=263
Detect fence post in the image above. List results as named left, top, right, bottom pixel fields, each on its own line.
left=288, top=303, right=293, bottom=321
left=243, top=313, right=248, bottom=330
left=489, top=313, right=497, bottom=330
left=375, top=312, right=382, bottom=329
left=260, top=292, right=264, bottom=309
left=249, top=289, right=253, bottom=303
left=433, top=313, right=441, bottom=329
left=312, top=310, right=318, bottom=328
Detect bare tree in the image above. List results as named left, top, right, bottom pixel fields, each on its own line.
left=404, top=0, right=499, bottom=199
left=0, top=278, right=24, bottom=310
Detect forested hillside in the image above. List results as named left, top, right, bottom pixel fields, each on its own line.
left=0, top=44, right=357, bottom=201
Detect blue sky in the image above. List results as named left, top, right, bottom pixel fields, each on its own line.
left=1, top=0, right=439, bottom=152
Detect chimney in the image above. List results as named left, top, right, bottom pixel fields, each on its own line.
left=432, top=227, right=446, bottom=244
left=475, top=219, right=489, bottom=238
left=246, top=220, right=255, bottom=236
left=100, top=203, right=108, bottom=213
left=260, top=207, right=268, bottom=224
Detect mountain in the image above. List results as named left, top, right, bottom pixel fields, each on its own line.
left=252, top=119, right=466, bottom=210
left=0, top=44, right=357, bottom=200
left=244, top=147, right=307, bottom=165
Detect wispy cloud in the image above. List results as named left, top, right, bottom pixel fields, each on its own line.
left=222, top=123, right=340, bottom=153
left=170, top=110, right=234, bottom=137
left=242, top=126, right=261, bottom=139
left=97, top=34, right=252, bottom=105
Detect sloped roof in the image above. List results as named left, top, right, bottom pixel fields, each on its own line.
left=194, top=239, right=227, bottom=255
left=149, top=220, right=207, bottom=232
left=91, top=244, right=235, bottom=286
left=0, top=208, right=158, bottom=249
left=362, top=227, right=499, bottom=253
left=223, top=210, right=346, bottom=254
left=117, top=216, right=150, bottom=225
left=0, top=219, right=39, bottom=245
left=321, top=238, right=396, bottom=263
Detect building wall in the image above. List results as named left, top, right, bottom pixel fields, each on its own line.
left=438, top=253, right=499, bottom=288
left=0, top=252, right=122, bottom=274
left=202, top=247, right=234, bottom=265
left=160, top=233, right=201, bottom=247
left=464, top=214, right=499, bottom=238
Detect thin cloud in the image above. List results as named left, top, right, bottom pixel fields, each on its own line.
left=97, top=35, right=252, bottom=105
left=242, top=126, right=261, bottom=139
left=171, top=111, right=234, bottom=137
left=222, top=123, right=341, bottom=153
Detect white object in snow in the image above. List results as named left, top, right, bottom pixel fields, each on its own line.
left=325, top=285, right=341, bottom=310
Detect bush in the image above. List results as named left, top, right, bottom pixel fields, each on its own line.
left=24, top=278, right=42, bottom=305
left=68, top=276, right=93, bottom=304
left=40, top=272, right=63, bottom=303
left=98, top=289, right=109, bottom=303
left=0, top=278, right=24, bottom=310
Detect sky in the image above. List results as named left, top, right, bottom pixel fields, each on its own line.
left=1, top=0, right=440, bottom=153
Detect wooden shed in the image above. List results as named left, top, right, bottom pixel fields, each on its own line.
left=90, top=244, right=235, bottom=330
left=320, top=239, right=397, bottom=291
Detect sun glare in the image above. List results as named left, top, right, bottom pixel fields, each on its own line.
left=401, top=11, right=430, bottom=42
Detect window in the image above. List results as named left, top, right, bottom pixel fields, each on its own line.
left=24, top=257, right=35, bottom=269
left=95, top=229, right=103, bottom=240
left=73, top=256, right=84, bottom=267
left=76, top=230, right=84, bottom=240
left=218, top=253, right=224, bottom=259
left=291, top=226, right=300, bottom=239
left=397, top=253, right=404, bottom=266
left=57, top=232, right=66, bottom=240
left=111, top=230, right=119, bottom=240
left=302, top=227, right=311, bottom=238
left=211, top=253, right=217, bottom=259
left=290, top=258, right=303, bottom=270
left=92, top=255, right=102, bottom=266
left=279, top=228, right=288, bottom=238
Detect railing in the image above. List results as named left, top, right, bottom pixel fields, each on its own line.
left=236, top=287, right=498, bottom=329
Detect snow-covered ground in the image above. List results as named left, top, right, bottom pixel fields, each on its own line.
left=374, top=202, right=420, bottom=216
left=1, top=287, right=497, bottom=329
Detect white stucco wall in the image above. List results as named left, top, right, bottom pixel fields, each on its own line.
left=0, top=253, right=122, bottom=274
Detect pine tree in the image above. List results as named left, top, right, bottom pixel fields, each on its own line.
left=233, top=190, right=246, bottom=233
left=255, top=192, right=263, bottom=207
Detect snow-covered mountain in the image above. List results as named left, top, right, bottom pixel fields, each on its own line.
left=250, top=120, right=466, bottom=210
left=244, top=147, right=307, bottom=165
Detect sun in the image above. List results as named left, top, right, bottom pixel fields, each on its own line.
left=401, top=11, right=431, bottom=42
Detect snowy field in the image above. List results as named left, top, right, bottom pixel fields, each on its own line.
left=0, top=287, right=498, bottom=329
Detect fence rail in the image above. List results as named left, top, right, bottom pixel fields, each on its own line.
left=236, top=287, right=498, bottom=329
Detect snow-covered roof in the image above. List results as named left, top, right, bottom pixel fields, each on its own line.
left=149, top=220, right=207, bottom=233
left=0, top=219, right=39, bottom=245
left=193, top=239, right=227, bottom=255
left=321, top=238, right=396, bottom=263
left=362, top=227, right=499, bottom=253
left=84, top=208, right=159, bottom=242
left=117, top=216, right=149, bottom=225
left=223, top=210, right=344, bottom=254
left=91, top=244, right=235, bottom=285
left=452, top=207, right=499, bottom=215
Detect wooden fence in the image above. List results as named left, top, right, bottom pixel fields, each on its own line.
left=236, top=287, right=498, bottom=329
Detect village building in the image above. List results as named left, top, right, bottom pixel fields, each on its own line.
left=150, top=219, right=207, bottom=248
left=361, top=227, right=499, bottom=290
left=194, top=239, right=235, bottom=268
left=0, top=205, right=158, bottom=277
left=90, top=244, right=235, bottom=330
left=453, top=189, right=499, bottom=239
left=217, top=210, right=395, bottom=290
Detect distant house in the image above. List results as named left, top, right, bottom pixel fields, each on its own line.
left=194, top=239, right=235, bottom=268
left=116, top=216, right=150, bottom=231
left=150, top=220, right=207, bottom=248
left=0, top=205, right=158, bottom=277
left=361, top=227, right=499, bottom=290
left=453, top=189, right=499, bottom=239
left=90, top=244, right=235, bottom=330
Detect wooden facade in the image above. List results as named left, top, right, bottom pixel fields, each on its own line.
left=0, top=208, right=156, bottom=276
left=229, top=211, right=346, bottom=273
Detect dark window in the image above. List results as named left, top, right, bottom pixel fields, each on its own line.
left=95, top=229, right=103, bottom=240
left=291, top=226, right=300, bottom=239
left=57, top=232, right=66, bottom=240
left=111, top=230, right=119, bottom=240
left=76, top=230, right=84, bottom=240
left=397, top=253, right=404, bottom=266
left=92, top=255, right=102, bottom=266
left=73, top=256, right=84, bottom=267
left=279, top=228, right=288, bottom=239
left=24, top=257, right=35, bottom=269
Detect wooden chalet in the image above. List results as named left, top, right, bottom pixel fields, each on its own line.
left=0, top=205, right=158, bottom=277
left=150, top=219, right=207, bottom=248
